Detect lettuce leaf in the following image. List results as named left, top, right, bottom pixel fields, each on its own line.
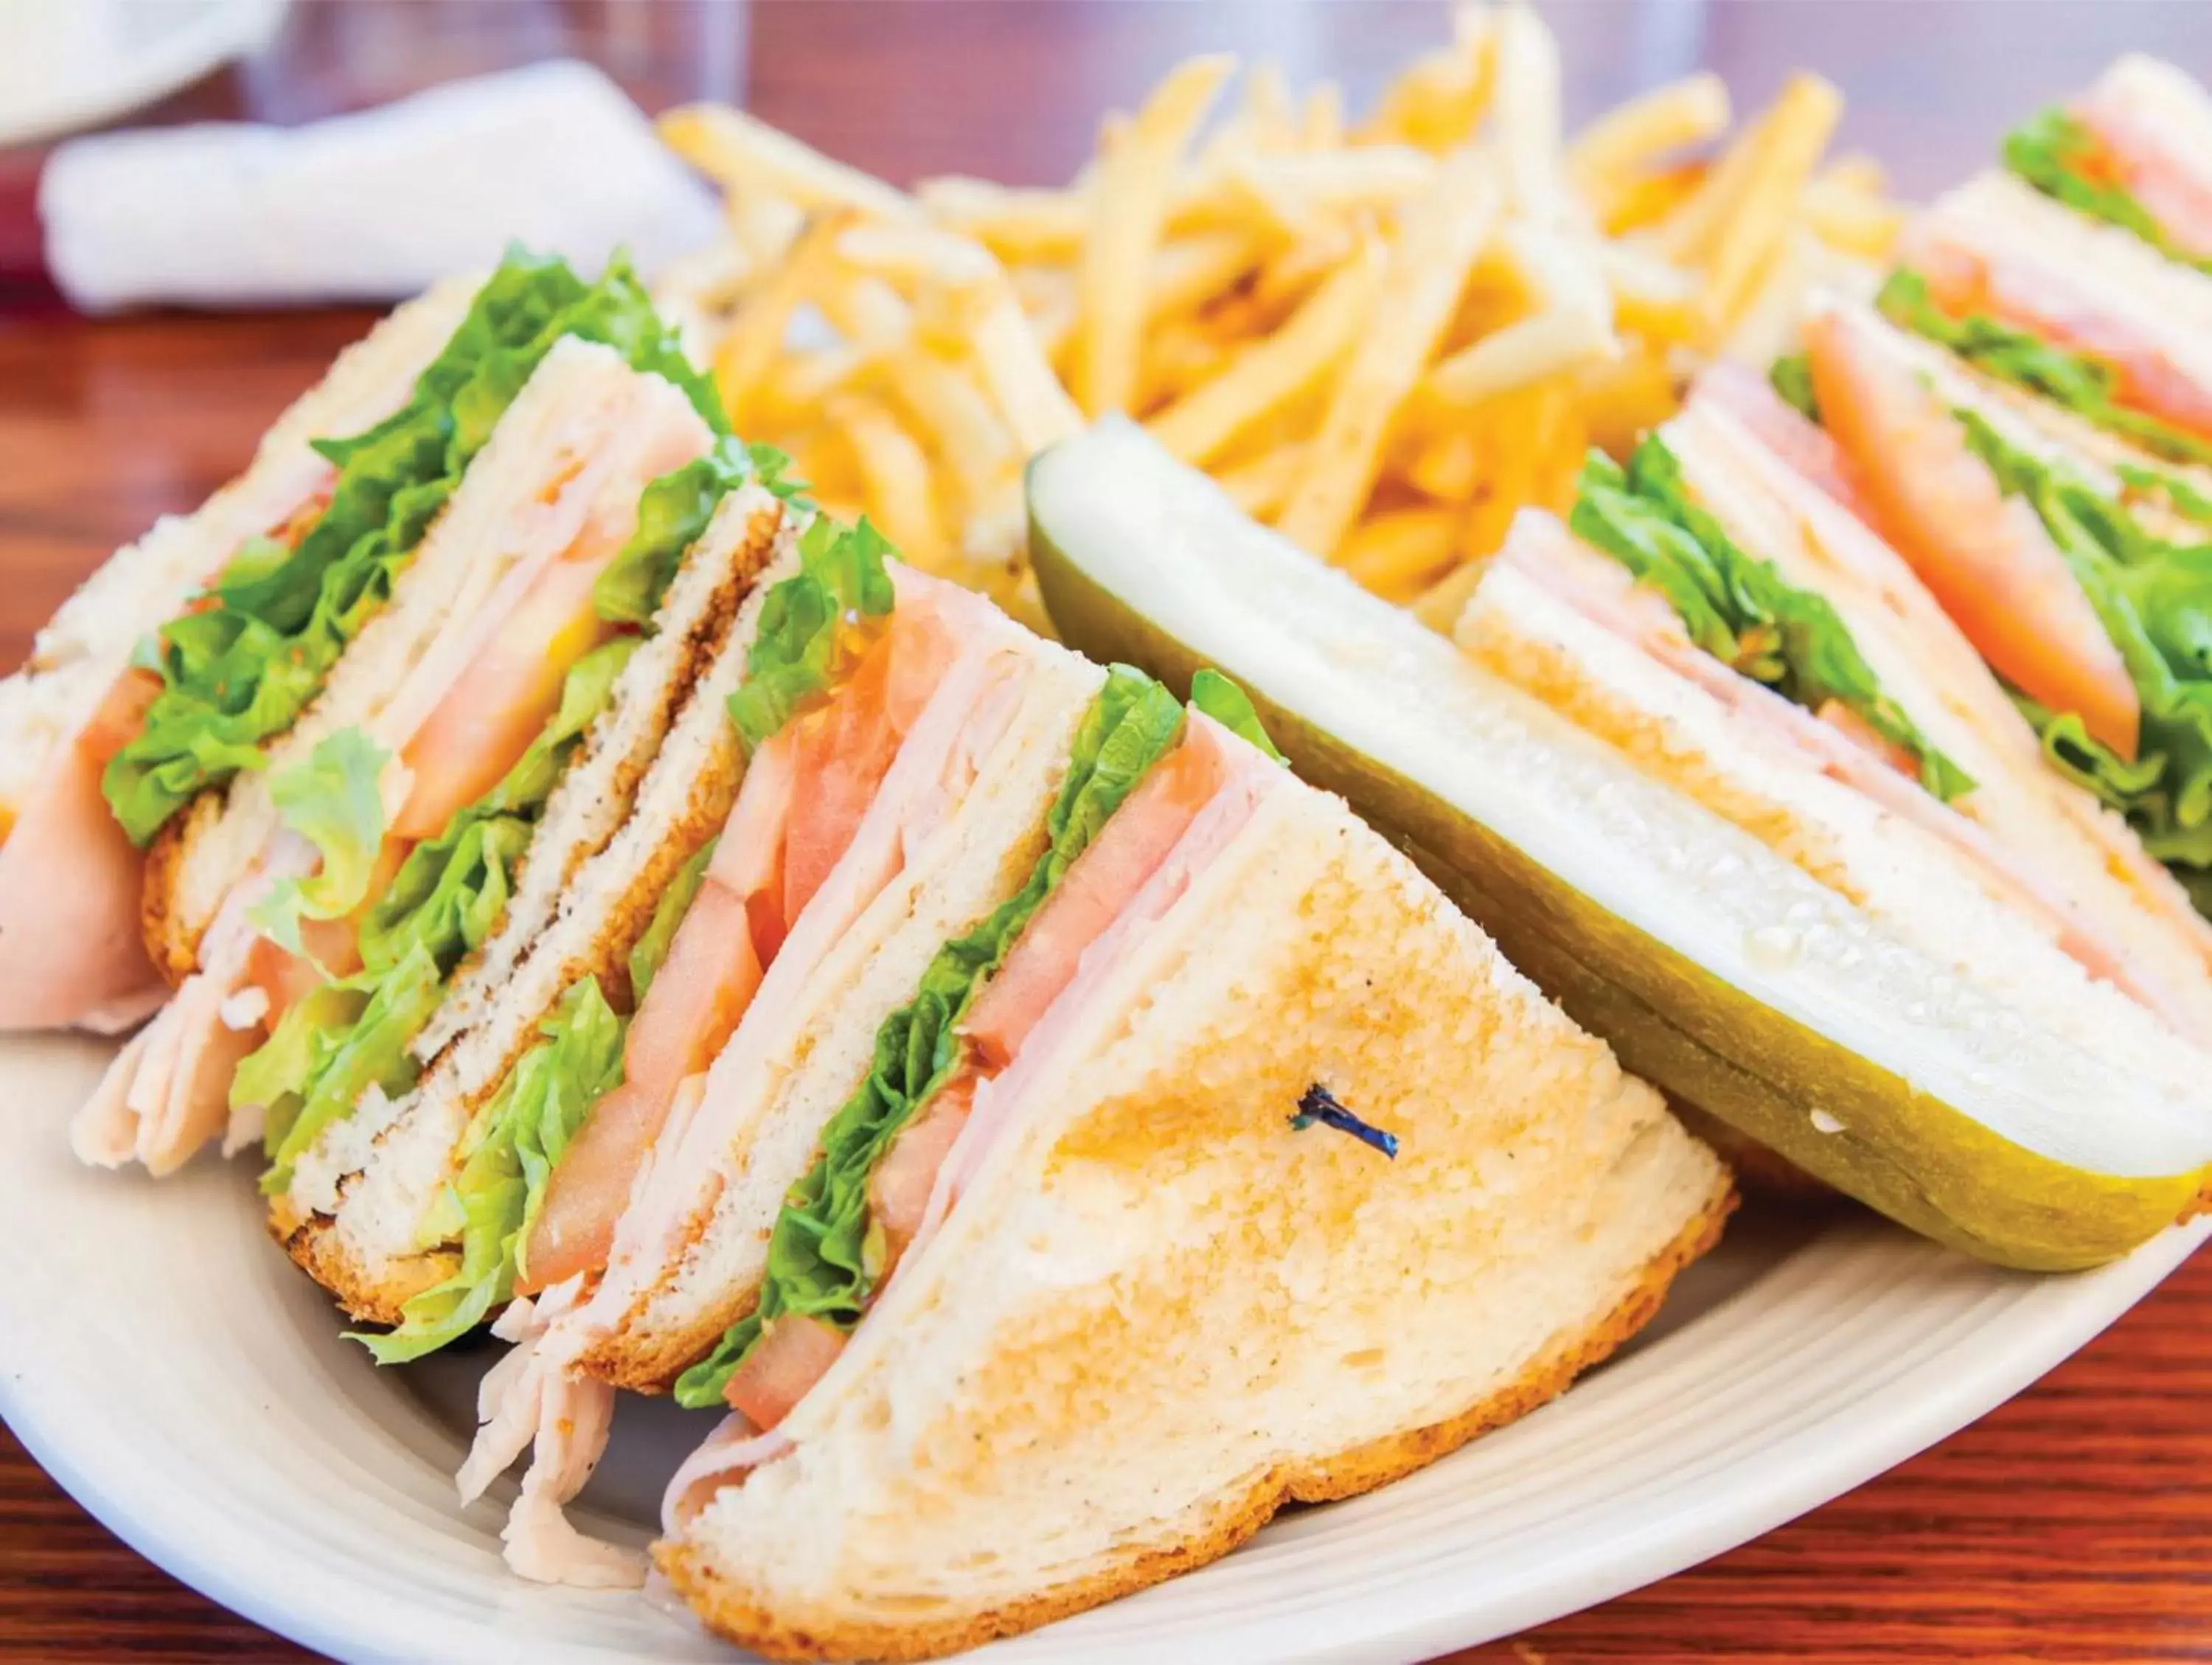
left=248, top=728, right=391, bottom=964
left=725, top=516, right=897, bottom=755
left=243, top=639, right=634, bottom=1187
left=104, top=247, right=717, bottom=847
left=675, top=666, right=1189, bottom=1410
left=1770, top=352, right=1820, bottom=423
left=257, top=942, right=446, bottom=1189
left=1189, top=668, right=1285, bottom=762
left=2004, top=108, right=2212, bottom=276
left=1877, top=267, right=2212, bottom=470
left=594, top=437, right=810, bottom=628
left=1954, top=410, right=2212, bottom=880
left=1570, top=440, right=1976, bottom=802
left=630, top=838, right=716, bottom=1007
left=353, top=975, right=625, bottom=1363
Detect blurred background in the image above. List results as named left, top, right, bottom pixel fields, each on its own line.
left=6, top=0, right=2212, bottom=307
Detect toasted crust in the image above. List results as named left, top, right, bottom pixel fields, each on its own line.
left=658, top=1189, right=1733, bottom=1664
left=138, top=793, right=215, bottom=985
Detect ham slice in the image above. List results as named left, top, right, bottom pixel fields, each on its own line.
left=2071, top=77, right=2212, bottom=264
left=456, top=1281, right=644, bottom=1589
left=0, top=727, right=162, bottom=1030
left=866, top=1073, right=975, bottom=1275
left=1905, top=224, right=2212, bottom=445
left=1689, top=360, right=1876, bottom=524
left=69, top=841, right=313, bottom=1173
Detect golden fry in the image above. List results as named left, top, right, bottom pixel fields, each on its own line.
left=831, top=394, right=949, bottom=571
left=1566, top=74, right=1731, bottom=200
left=1148, top=239, right=1385, bottom=466
left=714, top=214, right=846, bottom=429
left=1336, top=505, right=1459, bottom=599
left=1700, top=73, right=1844, bottom=331
left=1074, top=55, right=1237, bottom=416
left=1276, top=150, right=1503, bottom=557
left=659, top=105, right=920, bottom=221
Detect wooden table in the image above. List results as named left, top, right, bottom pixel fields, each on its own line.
left=5, top=3, right=2212, bottom=1659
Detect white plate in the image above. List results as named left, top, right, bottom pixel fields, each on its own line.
left=2, top=1026, right=2201, bottom=1664
left=0, top=0, right=288, bottom=150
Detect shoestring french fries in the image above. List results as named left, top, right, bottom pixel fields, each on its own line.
left=653, top=1, right=1902, bottom=627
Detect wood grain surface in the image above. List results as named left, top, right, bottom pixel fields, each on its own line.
left=4, top=3, right=2212, bottom=1660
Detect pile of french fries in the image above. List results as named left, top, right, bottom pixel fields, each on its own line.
left=653, top=1, right=1902, bottom=631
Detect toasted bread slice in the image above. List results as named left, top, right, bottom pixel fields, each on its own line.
left=655, top=773, right=1731, bottom=1662
left=276, top=487, right=799, bottom=1318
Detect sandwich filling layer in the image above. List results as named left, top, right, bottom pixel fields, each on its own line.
left=1802, top=302, right=2212, bottom=916
left=662, top=676, right=1285, bottom=1512
left=2007, top=57, right=2212, bottom=271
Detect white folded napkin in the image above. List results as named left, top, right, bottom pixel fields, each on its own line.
left=39, top=59, right=724, bottom=313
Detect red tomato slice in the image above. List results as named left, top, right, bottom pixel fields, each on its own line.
left=780, top=633, right=905, bottom=931
left=964, top=723, right=1228, bottom=1071
left=1806, top=308, right=2143, bottom=761
left=723, top=1314, right=849, bottom=1429
left=710, top=726, right=799, bottom=968
left=77, top=667, right=164, bottom=771
left=394, top=556, right=613, bottom=841
left=520, top=881, right=761, bottom=1295
left=866, top=1072, right=975, bottom=1282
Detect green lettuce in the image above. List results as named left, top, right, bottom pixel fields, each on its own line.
left=1770, top=352, right=1820, bottom=423
left=104, top=247, right=720, bottom=847
left=594, top=437, right=810, bottom=628
left=630, top=838, right=716, bottom=1006
left=1954, top=410, right=2212, bottom=880
left=1570, top=439, right=1975, bottom=802
left=243, top=639, right=636, bottom=1189
left=248, top=728, right=391, bottom=964
left=2115, top=461, right=2212, bottom=528
left=2005, top=108, right=2212, bottom=275
left=726, top=516, right=897, bottom=754
left=1189, top=668, right=1285, bottom=762
left=255, top=943, right=447, bottom=1186
left=675, top=666, right=1192, bottom=1410
left=1877, top=267, right=2212, bottom=470
left=355, top=976, right=625, bottom=1364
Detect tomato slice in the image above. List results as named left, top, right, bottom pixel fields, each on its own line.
left=964, top=723, right=1227, bottom=1070
left=1805, top=307, right=2142, bottom=761
left=866, top=1073, right=975, bottom=1282
left=394, top=557, right=613, bottom=841
left=1691, top=361, right=1875, bottom=524
left=520, top=880, right=761, bottom=1295
left=723, top=1314, right=849, bottom=1429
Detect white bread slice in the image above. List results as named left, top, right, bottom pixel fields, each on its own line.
left=1458, top=544, right=2212, bottom=1091
left=0, top=272, right=479, bottom=817
left=656, top=773, right=1731, bottom=1662
left=145, top=335, right=714, bottom=980
left=1663, top=399, right=2212, bottom=1041
left=572, top=636, right=1110, bottom=1390
left=277, top=489, right=801, bottom=1315
left=2085, top=56, right=2212, bottom=161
